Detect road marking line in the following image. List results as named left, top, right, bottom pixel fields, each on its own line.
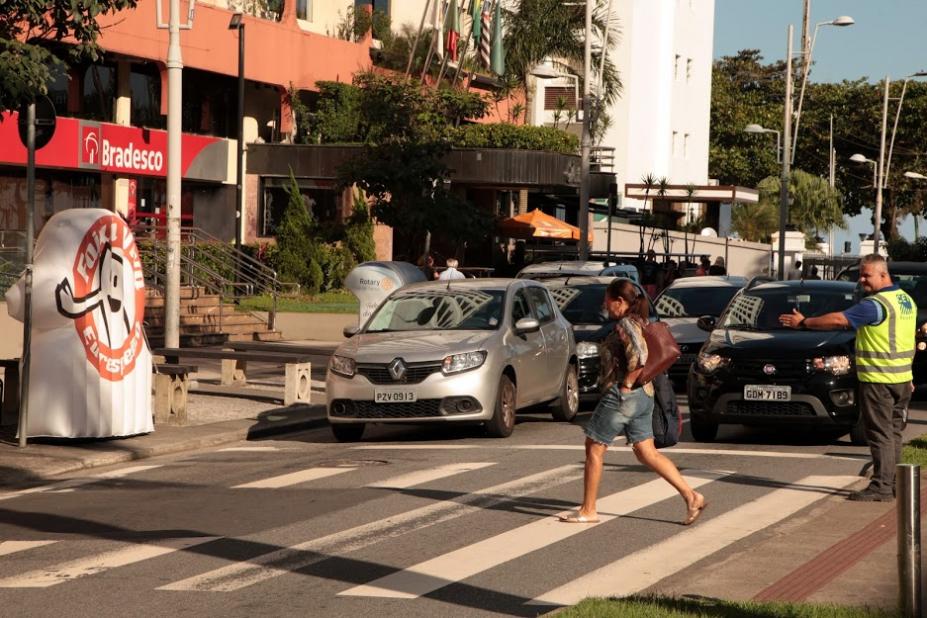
left=351, top=444, right=861, bottom=460
left=0, top=541, right=57, bottom=557
left=218, top=447, right=282, bottom=452
left=367, top=462, right=496, bottom=489
left=527, top=474, right=861, bottom=606
left=338, top=470, right=730, bottom=599
left=0, top=537, right=218, bottom=588
left=159, top=464, right=583, bottom=592
left=0, top=465, right=164, bottom=502
left=232, top=467, right=355, bottom=489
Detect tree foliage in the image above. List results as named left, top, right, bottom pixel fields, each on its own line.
left=754, top=170, right=846, bottom=248
left=710, top=49, right=927, bottom=241
left=731, top=201, right=778, bottom=244
left=0, top=0, right=136, bottom=112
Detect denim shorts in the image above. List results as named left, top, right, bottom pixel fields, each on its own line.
left=584, top=385, right=654, bottom=446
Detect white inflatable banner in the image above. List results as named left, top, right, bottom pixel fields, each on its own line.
left=5, top=208, right=153, bottom=438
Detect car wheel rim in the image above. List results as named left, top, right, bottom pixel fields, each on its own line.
left=567, top=370, right=579, bottom=413
left=502, top=382, right=516, bottom=428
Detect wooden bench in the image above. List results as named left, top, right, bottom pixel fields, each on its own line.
left=153, top=348, right=313, bottom=406
left=153, top=363, right=198, bottom=426
left=0, top=359, right=20, bottom=427
left=225, top=341, right=335, bottom=357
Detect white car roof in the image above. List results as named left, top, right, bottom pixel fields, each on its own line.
left=663, top=276, right=747, bottom=289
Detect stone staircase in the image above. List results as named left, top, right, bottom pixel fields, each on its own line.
left=144, top=287, right=281, bottom=348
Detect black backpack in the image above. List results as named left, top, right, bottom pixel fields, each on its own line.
left=651, top=372, right=681, bottom=448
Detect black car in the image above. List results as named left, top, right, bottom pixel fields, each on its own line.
left=837, top=261, right=927, bottom=383
left=687, top=279, right=866, bottom=444
left=543, top=276, right=648, bottom=399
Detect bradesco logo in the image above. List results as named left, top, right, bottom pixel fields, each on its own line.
left=79, top=122, right=165, bottom=174
left=102, top=137, right=164, bottom=173
left=81, top=125, right=101, bottom=166
left=54, top=215, right=146, bottom=381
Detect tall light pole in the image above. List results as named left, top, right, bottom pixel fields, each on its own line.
left=577, top=0, right=592, bottom=260
left=155, top=0, right=195, bottom=348
left=777, top=25, right=794, bottom=281
left=743, top=124, right=781, bottom=163
left=229, top=13, right=245, bottom=261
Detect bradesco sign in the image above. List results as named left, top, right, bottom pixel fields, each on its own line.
left=0, top=112, right=230, bottom=183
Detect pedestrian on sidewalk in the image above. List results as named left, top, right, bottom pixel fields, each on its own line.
left=779, top=254, right=917, bottom=501
left=438, top=258, right=467, bottom=280
left=560, top=278, right=707, bottom=525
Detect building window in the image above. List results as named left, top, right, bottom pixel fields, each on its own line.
left=686, top=58, right=693, bottom=82
left=674, top=54, right=680, bottom=80
left=259, top=180, right=338, bottom=237
left=684, top=133, right=690, bottom=159
left=297, top=0, right=311, bottom=21
left=130, top=63, right=164, bottom=130
left=81, top=63, right=116, bottom=122
left=356, top=0, right=389, bottom=13
left=672, top=131, right=678, bottom=157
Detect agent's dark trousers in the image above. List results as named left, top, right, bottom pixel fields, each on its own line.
left=860, top=381, right=911, bottom=495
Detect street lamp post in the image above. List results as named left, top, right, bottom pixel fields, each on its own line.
left=777, top=25, right=794, bottom=281
left=743, top=124, right=781, bottom=163
left=229, top=14, right=245, bottom=264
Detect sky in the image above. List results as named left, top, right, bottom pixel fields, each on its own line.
left=713, top=0, right=927, bottom=253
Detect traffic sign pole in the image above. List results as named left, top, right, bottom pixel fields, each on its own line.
left=18, top=102, right=36, bottom=448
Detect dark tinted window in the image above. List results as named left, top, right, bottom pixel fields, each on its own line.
left=721, top=288, right=858, bottom=331
left=548, top=285, right=608, bottom=325
left=512, top=290, right=532, bottom=322
left=655, top=285, right=741, bottom=318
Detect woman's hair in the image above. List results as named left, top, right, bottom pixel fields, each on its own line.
left=606, top=278, right=649, bottom=320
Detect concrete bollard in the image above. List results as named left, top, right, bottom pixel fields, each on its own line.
left=897, top=463, right=921, bottom=618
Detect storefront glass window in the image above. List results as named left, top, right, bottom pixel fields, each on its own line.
left=81, top=64, right=116, bottom=122
left=182, top=69, right=235, bottom=138
left=130, top=64, right=165, bottom=129
left=259, top=181, right=338, bottom=237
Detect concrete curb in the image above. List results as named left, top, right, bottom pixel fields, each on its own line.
left=0, top=406, right=330, bottom=487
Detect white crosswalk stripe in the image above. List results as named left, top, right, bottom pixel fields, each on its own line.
left=367, top=462, right=496, bottom=489
left=0, top=540, right=57, bottom=557
left=339, top=470, right=731, bottom=599
left=0, top=465, right=164, bottom=503
left=528, top=474, right=861, bottom=606
left=158, top=464, right=583, bottom=592
left=0, top=537, right=218, bottom=588
left=232, top=467, right=355, bottom=489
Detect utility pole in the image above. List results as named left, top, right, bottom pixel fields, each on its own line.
left=777, top=25, right=794, bottom=281
left=873, top=76, right=890, bottom=251
left=577, top=0, right=592, bottom=260
left=828, top=114, right=835, bottom=259
left=801, top=0, right=812, bottom=81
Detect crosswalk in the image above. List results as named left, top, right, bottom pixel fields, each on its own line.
left=0, top=447, right=863, bottom=610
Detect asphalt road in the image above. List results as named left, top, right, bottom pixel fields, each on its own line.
left=0, top=396, right=919, bottom=618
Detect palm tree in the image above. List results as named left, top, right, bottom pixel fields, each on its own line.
left=502, top=0, right=622, bottom=127
left=683, top=184, right=697, bottom=262
left=638, top=173, right=658, bottom=255
left=656, top=177, right=671, bottom=254
left=756, top=170, right=845, bottom=247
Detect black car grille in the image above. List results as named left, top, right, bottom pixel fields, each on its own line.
left=730, top=359, right=809, bottom=380
left=356, top=363, right=442, bottom=385
left=726, top=401, right=816, bottom=417
left=332, top=399, right=444, bottom=418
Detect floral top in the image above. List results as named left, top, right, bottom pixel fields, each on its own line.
left=599, top=315, right=654, bottom=396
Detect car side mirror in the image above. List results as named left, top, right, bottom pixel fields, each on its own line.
left=343, top=325, right=359, bottom=338
left=696, top=315, right=717, bottom=332
left=514, top=317, right=541, bottom=334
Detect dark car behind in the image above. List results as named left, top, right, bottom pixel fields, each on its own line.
left=687, top=280, right=866, bottom=444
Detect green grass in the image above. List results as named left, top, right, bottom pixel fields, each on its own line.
left=557, top=596, right=892, bottom=618
left=902, top=434, right=927, bottom=466
left=237, top=291, right=358, bottom=314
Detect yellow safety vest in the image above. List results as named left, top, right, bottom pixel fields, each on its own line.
left=855, top=288, right=917, bottom=384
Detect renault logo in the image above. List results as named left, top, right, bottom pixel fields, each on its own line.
left=388, top=358, right=408, bottom=381
left=763, top=364, right=777, bottom=376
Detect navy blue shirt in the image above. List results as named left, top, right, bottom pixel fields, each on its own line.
left=842, top=284, right=899, bottom=330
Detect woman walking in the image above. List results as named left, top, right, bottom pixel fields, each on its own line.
left=560, top=278, right=706, bottom=525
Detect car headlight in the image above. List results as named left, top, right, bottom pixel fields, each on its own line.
left=442, top=351, right=487, bottom=375
left=813, top=355, right=851, bottom=376
left=329, top=355, right=356, bottom=378
left=697, top=352, right=730, bottom=374
left=576, top=341, right=600, bottom=359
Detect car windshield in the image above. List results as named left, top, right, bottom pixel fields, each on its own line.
left=547, top=285, right=609, bottom=325
left=365, top=289, right=505, bottom=332
left=719, top=288, right=858, bottom=331
left=655, top=285, right=741, bottom=318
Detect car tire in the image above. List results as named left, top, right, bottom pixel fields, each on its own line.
left=331, top=423, right=365, bottom=442
left=690, top=415, right=718, bottom=442
left=849, top=416, right=867, bottom=446
left=486, top=375, right=516, bottom=438
left=551, top=363, right=580, bottom=422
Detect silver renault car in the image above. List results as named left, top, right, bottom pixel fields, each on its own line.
left=326, top=278, right=579, bottom=441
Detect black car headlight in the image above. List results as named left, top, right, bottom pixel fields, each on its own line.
left=329, top=355, right=356, bottom=378
left=442, top=351, right=487, bottom=375
left=812, top=355, right=851, bottom=376
left=576, top=341, right=600, bottom=359
left=697, top=352, right=730, bottom=374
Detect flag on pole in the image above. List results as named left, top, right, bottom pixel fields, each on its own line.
left=432, top=0, right=445, bottom=60
left=490, top=0, right=504, bottom=75
left=469, top=0, right=482, bottom=46
left=446, top=0, right=460, bottom=62
left=479, top=0, right=492, bottom=69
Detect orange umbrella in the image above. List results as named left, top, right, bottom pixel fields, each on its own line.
left=498, top=209, right=592, bottom=241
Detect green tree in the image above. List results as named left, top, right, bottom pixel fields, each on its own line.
left=731, top=200, right=778, bottom=243
left=0, top=0, right=136, bottom=112
left=344, top=191, right=377, bottom=264
left=275, top=172, right=323, bottom=293
left=755, top=170, right=846, bottom=248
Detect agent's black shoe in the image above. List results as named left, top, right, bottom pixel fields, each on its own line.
left=848, top=488, right=894, bottom=502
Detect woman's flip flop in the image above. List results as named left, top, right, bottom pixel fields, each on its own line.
left=683, top=494, right=707, bottom=526
left=559, top=511, right=600, bottom=524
